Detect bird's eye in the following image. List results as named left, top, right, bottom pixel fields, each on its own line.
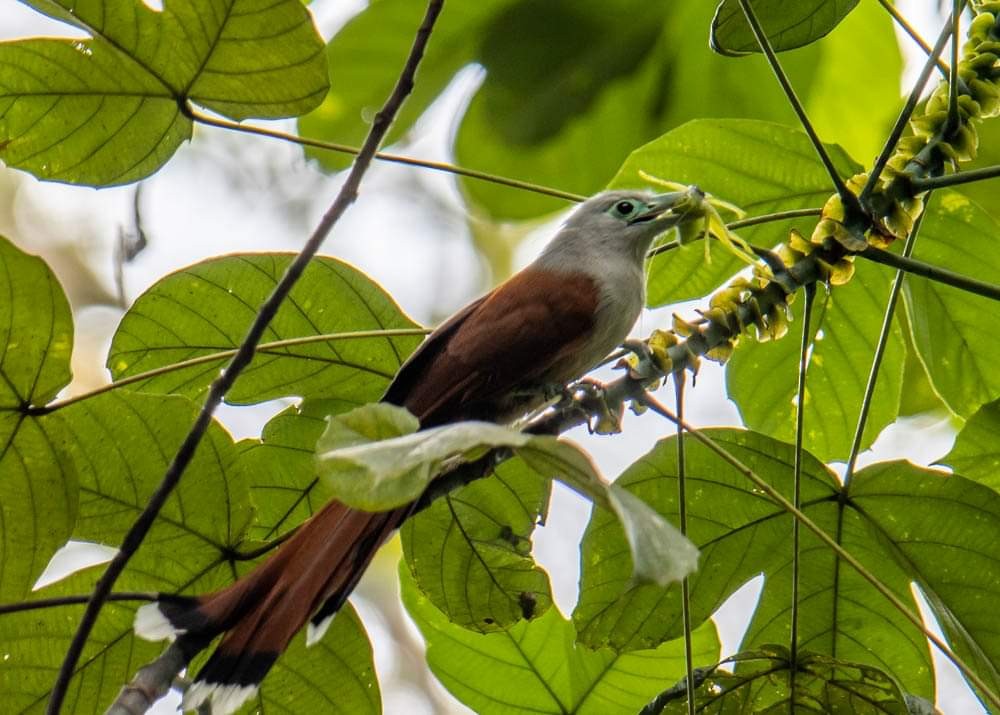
left=615, top=200, right=635, bottom=215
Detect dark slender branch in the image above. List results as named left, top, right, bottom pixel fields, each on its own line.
left=877, top=0, right=950, bottom=77
left=727, top=207, right=822, bottom=230
left=789, top=282, right=817, bottom=703
left=859, top=245, right=1000, bottom=302
left=845, top=210, right=927, bottom=483
left=673, top=375, right=696, bottom=715
left=0, top=593, right=155, bottom=616
left=912, top=163, right=1000, bottom=190
left=944, top=2, right=965, bottom=136
left=189, top=110, right=585, bottom=204
left=45, top=2, right=446, bottom=712
left=736, top=0, right=858, bottom=212
left=861, top=13, right=956, bottom=203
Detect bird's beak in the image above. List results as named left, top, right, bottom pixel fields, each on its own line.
left=627, top=191, right=691, bottom=226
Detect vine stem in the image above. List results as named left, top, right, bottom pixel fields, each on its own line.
left=877, top=0, right=950, bottom=77
left=859, top=245, right=1000, bottom=302
left=736, top=0, right=858, bottom=213
left=44, top=1, right=446, bottom=712
left=634, top=391, right=1000, bottom=712
left=673, top=374, right=695, bottom=715
left=912, top=163, right=1000, bottom=190
left=790, top=282, right=817, bottom=705
left=944, top=2, right=966, bottom=137
left=188, top=109, right=585, bottom=204
left=0, top=593, right=155, bottom=616
left=29, top=328, right=430, bottom=414
left=845, top=210, right=927, bottom=484
left=861, top=12, right=956, bottom=203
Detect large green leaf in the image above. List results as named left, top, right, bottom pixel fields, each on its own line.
left=236, top=398, right=353, bottom=541
left=611, top=120, right=861, bottom=305
left=710, top=0, right=859, bottom=56
left=108, top=254, right=422, bottom=405
left=58, top=390, right=252, bottom=593
left=904, top=191, right=1000, bottom=418
left=0, top=237, right=77, bottom=600
left=727, top=262, right=905, bottom=462
left=401, top=562, right=720, bottom=714
left=316, top=404, right=698, bottom=588
left=572, top=431, right=993, bottom=701
left=1, top=0, right=328, bottom=186
left=402, top=457, right=552, bottom=632
left=941, top=399, right=1000, bottom=489
left=0, top=568, right=162, bottom=714
left=656, top=645, right=920, bottom=714
left=250, top=605, right=380, bottom=715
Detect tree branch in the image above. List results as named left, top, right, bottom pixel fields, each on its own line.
left=46, top=1, right=447, bottom=712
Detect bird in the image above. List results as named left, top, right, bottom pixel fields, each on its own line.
left=133, top=189, right=682, bottom=714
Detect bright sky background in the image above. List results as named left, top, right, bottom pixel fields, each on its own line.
left=0, top=1, right=984, bottom=713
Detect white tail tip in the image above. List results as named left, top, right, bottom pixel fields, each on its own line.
left=134, top=603, right=184, bottom=642
left=305, top=613, right=335, bottom=647
left=183, top=681, right=258, bottom=714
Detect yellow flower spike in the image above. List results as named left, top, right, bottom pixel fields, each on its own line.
left=646, top=329, right=676, bottom=374
left=828, top=258, right=856, bottom=286
left=672, top=313, right=698, bottom=338
left=706, top=341, right=735, bottom=364
left=788, top=228, right=813, bottom=254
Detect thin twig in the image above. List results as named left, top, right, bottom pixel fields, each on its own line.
left=45, top=2, right=446, bottom=712
left=861, top=12, right=956, bottom=203
left=106, top=643, right=187, bottom=715
left=29, top=328, right=430, bottom=414
left=912, top=163, right=1000, bottom=190
left=736, top=0, right=857, bottom=212
left=0, top=593, right=155, bottom=616
left=877, top=0, right=950, bottom=77
left=635, top=391, right=1000, bottom=711
left=189, top=110, right=585, bottom=204
left=673, top=374, right=695, bottom=715
left=844, top=210, right=927, bottom=483
left=789, top=282, right=816, bottom=706
left=859, top=245, right=1000, bottom=302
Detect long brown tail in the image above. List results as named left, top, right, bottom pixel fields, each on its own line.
left=135, top=498, right=414, bottom=713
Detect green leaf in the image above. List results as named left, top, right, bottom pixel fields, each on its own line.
left=575, top=431, right=957, bottom=700
left=903, top=190, right=1000, bottom=417
left=941, top=399, right=1000, bottom=489
left=236, top=398, right=355, bottom=541
left=108, top=254, right=422, bottom=405
left=710, top=0, right=860, bottom=56
left=0, top=568, right=162, bottom=713
left=658, top=646, right=915, bottom=714
left=1, top=0, right=328, bottom=186
left=316, top=405, right=697, bottom=586
left=58, top=390, right=251, bottom=593
left=251, top=605, right=380, bottom=714
left=849, top=460, right=1000, bottom=698
left=401, top=562, right=720, bottom=715
left=0, top=236, right=77, bottom=600
left=402, top=457, right=552, bottom=632
left=727, top=264, right=905, bottom=462
left=611, top=119, right=861, bottom=305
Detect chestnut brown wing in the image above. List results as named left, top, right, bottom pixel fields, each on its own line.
left=382, top=268, right=598, bottom=426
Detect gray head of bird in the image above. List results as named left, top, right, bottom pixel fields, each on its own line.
left=545, top=190, right=685, bottom=266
